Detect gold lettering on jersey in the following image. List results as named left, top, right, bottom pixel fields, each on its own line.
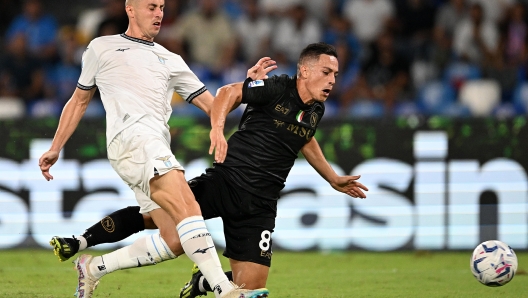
left=287, top=124, right=299, bottom=134
left=286, top=123, right=312, bottom=140
left=275, top=104, right=290, bottom=115
left=299, top=127, right=308, bottom=138
left=260, top=250, right=272, bottom=259
left=274, top=120, right=285, bottom=128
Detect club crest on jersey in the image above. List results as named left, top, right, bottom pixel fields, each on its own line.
left=310, top=112, right=319, bottom=127
left=156, top=155, right=173, bottom=167
left=157, top=55, right=167, bottom=64
left=248, top=80, right=264, bottom=88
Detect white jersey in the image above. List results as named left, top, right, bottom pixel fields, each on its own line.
left=78, top=34, right=207, bottom=145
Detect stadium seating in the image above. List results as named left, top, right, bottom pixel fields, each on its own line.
left=493, top=102, right=521, bottom=119
left=512, top=82, right=528, bottom=114
left=443, top=62, right=481, bottom=91
left=393, top=101, right=423, bottom=117
left=416, top=81, right=456, bottom=115
left=347, top=99, right=385, bottom=118
left=459, top=80, right=501, bottom=117
left=0, top=97, right=25, bottom=119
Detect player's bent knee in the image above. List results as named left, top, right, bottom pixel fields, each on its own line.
left=142, top=214, right=157, bottom=229
left=160, top=234, right=184, bottom=256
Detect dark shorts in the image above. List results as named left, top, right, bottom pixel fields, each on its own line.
left=188, top=169, right=277, bottom=267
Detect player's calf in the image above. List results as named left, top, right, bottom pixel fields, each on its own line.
left=49, top=206, right=147, bottom=262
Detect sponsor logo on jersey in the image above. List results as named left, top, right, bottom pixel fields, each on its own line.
left=275, top=104, right=290, bottom=115
left=248, top=80, right=264, bottom=88
left=286, top=123, right=314, bottom=140
left=156, top=155, right=173, bottom=167
left=274, top=120, right=285, bottom=128
left=116, top=48, right=130, bottom=52
left=260, top=250, right=272, bottom=259
left=100, top=216, right=115, bottom=233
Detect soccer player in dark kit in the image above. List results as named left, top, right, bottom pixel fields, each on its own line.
left=50, top=42, right=368, bottom=297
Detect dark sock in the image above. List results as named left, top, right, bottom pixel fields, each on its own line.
left=203, top=271, right=233, bottom=292
left=82, top=206, right=145, bottom=247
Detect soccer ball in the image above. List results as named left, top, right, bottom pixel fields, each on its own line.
left=470, top=240, right=518, bottom=287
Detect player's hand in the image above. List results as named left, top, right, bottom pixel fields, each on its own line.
left=247, top=57, right=277, bottom=80
left=209, top=127, right=228, bottom=163
left=330, top=175, right=368, bottom=199
left=39, top=150, right=60, bottom=181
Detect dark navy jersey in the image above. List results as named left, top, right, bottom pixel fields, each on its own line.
left=213, top=75, right=325, bottom=200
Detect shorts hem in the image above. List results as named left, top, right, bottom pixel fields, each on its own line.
left=222, top=252, right=271, bottom=267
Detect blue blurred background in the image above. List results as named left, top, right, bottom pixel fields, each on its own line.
left=3, top=0, right=528, bottom=119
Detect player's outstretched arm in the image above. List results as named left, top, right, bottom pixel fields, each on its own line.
left=39, top=87, right=96, bottom=181
left=207, top=57, right=277, bottom=162
left=209, top=83, right=244, bottom=163
left=300, top=137, right=368, bottom=198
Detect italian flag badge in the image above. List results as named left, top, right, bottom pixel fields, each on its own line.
left=296, top=110, right=305, bottom=122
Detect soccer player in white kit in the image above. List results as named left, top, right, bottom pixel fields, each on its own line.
left=38, top=1, right=270, bottom=298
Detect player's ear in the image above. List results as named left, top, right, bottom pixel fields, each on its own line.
left=299, top=65, right=309, bottom=79
left=125, top=4, right=134, bottom=18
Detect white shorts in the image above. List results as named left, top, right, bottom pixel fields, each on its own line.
left=107, top=120, right=184, bottom=214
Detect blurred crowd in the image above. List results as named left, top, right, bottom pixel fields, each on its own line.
left=2, top=0, right=528, bottom=119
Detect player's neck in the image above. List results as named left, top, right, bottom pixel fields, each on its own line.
left=296, top=79, right=315, bottom=105
left=125, top=27, right=155, bottom=42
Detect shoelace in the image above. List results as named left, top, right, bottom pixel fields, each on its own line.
left=230, top=281, right=246, bottom=290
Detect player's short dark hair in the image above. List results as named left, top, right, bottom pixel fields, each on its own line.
left=297, top=42, right=338, bottom=75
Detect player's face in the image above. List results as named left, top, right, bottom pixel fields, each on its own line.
left=305, top=54, right=339, bottom=102
left=129, top=0, right=164, bottom=40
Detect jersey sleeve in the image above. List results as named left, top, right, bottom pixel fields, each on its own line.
left=169, top=55, right=207, bottom=103
left=77, top=42, right=98, bottom=90
left=242, top=75, right=289, bottom=106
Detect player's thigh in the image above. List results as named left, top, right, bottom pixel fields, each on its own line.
left=229, top=259, right=270, bottom=289
left=149, top=169, right=201, bottom=219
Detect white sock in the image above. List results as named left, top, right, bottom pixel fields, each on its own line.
left=198, top=276, right=207, bottom=293
left=88, top=233, right=176, bottom=280
left=76, top=235, right=87, bottom=251
left=177, top=216, right=233, bottom=298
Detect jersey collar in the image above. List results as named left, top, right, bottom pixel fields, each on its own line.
left=120, top=33, right=155, bottom=46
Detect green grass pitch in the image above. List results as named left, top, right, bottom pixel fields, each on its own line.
left=0, top=249, right=526, bottom=297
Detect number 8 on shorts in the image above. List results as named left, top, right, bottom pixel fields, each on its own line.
left=259, top=230, right=271, bottom=251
